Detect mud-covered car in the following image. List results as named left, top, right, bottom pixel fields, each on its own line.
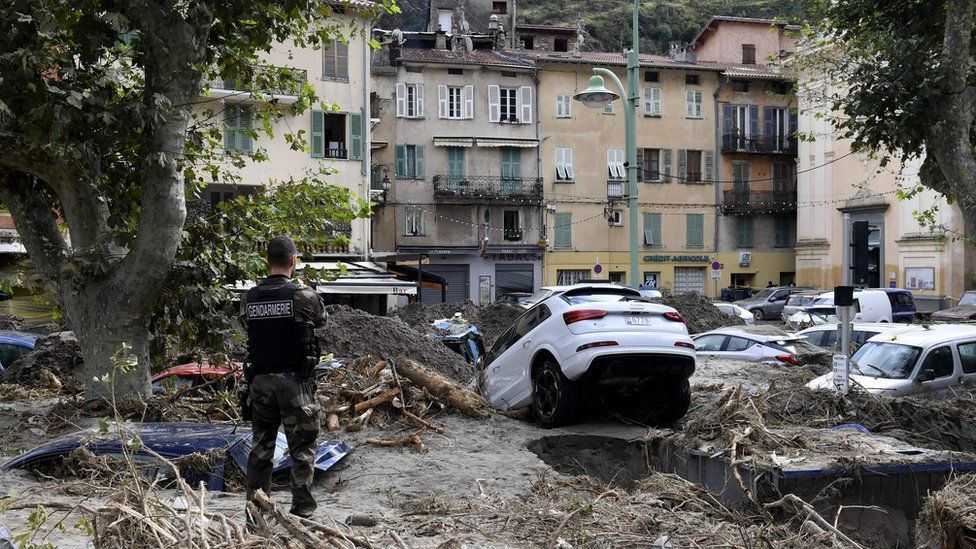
left=931, top=291, right=976, bottom=322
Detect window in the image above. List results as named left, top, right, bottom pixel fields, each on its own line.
left=224, top=105, right=253, bottom=152
left=732, top=81, right=749, bottom=93
left=774, top=216, right=793, bottom=248
left=557, top=269, right=589, bottom=286
left=681, top=150, right=702, bottom=182
left=492, top=1, right=507, bottom=14
left=804, top=330, right=826, bottom=347
left=554, top=38, right=568, bottom=52
left=609, top=272, right=626, bottom=285
left=504, top=210, right=521, bottom=241
left=958, top=342, right=976, bottom=374
left=438, top=85, right=473, bottom=119
left=310, top=111, right=350, bottom=159
left=555, top=93, right=571, bottom=118
left=438, top=9, right=452, bottom=32
left=726, top=337, right=754, bottom=352
left=609, top=211, right=623, bottom=226
left=523, top=36, right=535, bottom=50
left=553, top=212, right=573, bottom=249
left=446, top=147, right=465, bottom=183
left=772, top=161, right=793, bottom=191
left=607, top=149, right=625, bottom=179
left=555, top=147, right=575, bottom=181
left=448, top=68, right=464, bottom=75
left=396, top=83, right=424, bottom=118
left=206, top=184, right=257, bottom=207
left=602, top=101, right=615, bottom=115
left=685, top=90, right=703, bottom=118
left=500, top=147, right=522, bottom=183
left=484, top=326, right=514, bottom=367
left=766, top=107, right=792, bottom=151
left=643, top=212, right=662, bottom=246
left=742, top=44, right=756, bottom=65
left=500, top=87, right=518, bottom=121
left=638, top=148, right=660, bottom=182
left=737, top=216, right=754, bottom=248
left=322, top=40, right=349, bottom=80
left=395, top=144, right=425, bottom=179
left=685, top=74, right=699, bottom=85
left=686, top=214, right=704, bottom=248
left=695, top=335, right=726, bottom=352
left=644, top=71, right=659, bottom=83
left=732, top=161, right=750, bottom=191
left=643, top=87, right=662, bottom=117
left=405, top=210, right=425, bottom=236
left=489, top=85, right=531, bottom=123
left=921, top=346, right=955, bottom=379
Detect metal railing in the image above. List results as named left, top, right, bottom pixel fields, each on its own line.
left=722, top=188, right=798, bottom=214
left=721, top=133, right=798, bottom=155
left=607, top=180, right=625, bottom=199
left=210, top=65, right=307, bottom=97
left=432, top=175, right=543, bottom=199
left=324, top=148, right=347, bottom=159
left=504, top=228, right=524, bottom=241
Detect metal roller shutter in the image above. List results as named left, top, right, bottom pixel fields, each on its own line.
left=495, top=263, right=534, bottom=296
left=422, top=264, right=470, bottom=304
left=673, top=267, right=706, bottom=294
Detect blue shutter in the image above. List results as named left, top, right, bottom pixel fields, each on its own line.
left=686, top=214, right=704, bottom=247
left=748, top=105, right=759, bottom=137
left=722, top=103, right=733, bottom=133
left=415, top=145, right=425, bottom=179
left=395, top=145, right=406, bottom=178
left=311, top=110, right=324, bottom=158
left=349, top=113, right=362, bottom=160
left=764, top=107, right=775, bottom=140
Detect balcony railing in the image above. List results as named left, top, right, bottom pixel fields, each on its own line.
left=504, top=228, right=524, bottom=241
left=722, top=188, right=798, bottom=215
left=207, top=65, right=307, bottom=101
left=432, top=175, right=543, bottom=200
left=722, top=133, right=798, bottom=155
left=607, top=180, right=625, bottom=199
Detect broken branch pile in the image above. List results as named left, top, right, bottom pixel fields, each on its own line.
left=916, top=473, right=976, bottom=549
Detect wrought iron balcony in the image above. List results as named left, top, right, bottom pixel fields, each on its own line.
left=607, top=179, right=625, bottom=200
left=722, top=188, right=798, bottom=215
left=504, top=228, right=524, bottom=241
left=721, top=133, right=797, bottom=155
left=432, top=175, right=543, bottom=200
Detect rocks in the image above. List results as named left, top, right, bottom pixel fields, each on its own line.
left=650, top=293, right=744, bottom=334
left=0, top=331, right=83, bottom=390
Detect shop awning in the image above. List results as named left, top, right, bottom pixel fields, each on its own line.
left=476, top=137, right=539, bottom=148
left=315, top=277, right=417, bottom=295
left=433, top=137, right=476, bottom=147
left=386, top=263, right=447, bottom=288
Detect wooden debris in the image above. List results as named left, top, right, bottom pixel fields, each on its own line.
left=366, top=360, right=388, bottom=378
left=397, top=359, right=490, bottom=418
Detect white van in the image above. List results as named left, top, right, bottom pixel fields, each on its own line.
left=787, top=289, right=893, bottom=327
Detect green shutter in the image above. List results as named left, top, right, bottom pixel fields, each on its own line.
left=310, top=110, right=324, bottom=158
left=238, top=106, right=253, bottom=152
left=349, top=113, right=362, bottom=160
left=395, top=145, right=406, bottom=178
left=643, top=212, right=661, bottom=246
left=415, top=145, right=425, bottom=179
left=553, top=212, right=572, bottom=248
left=737, top=217, right=754, bottom=247
left=686, top=214, right=704, bottom=247
left=224, top=106, right=236, bottom=151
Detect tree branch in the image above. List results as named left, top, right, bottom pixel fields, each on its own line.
left=0, top=172, right=68, bottom=281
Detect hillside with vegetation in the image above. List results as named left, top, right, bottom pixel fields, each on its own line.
left=378, top=0, right=814, bottom=54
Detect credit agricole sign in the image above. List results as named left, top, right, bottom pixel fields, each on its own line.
left=642, top=255, right=712, bottom=262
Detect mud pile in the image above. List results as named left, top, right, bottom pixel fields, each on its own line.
left=394, top=300, right=523, bottom=346
left=0, top=313, right=27, bottom=332
left=651, top=292, right=744, bottom=334
left=319, top=305, right=474, bottom=383
left=0, top=331, right=83, bottom=390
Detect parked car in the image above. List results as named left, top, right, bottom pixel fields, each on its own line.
left=151, top=362, right=243, bottom=394
left=713, top=302, right=755, bottom=326
left=802, top=289, right=895, bottom=323
left=931, top=290, right=976, bottom=322
left=734, top=287, right=814, bottom=321
left=780, top=291, right=822, bottom=322
left=496, top=292, right=534, bottom=306
left=785, top=306, right=840, bottom=331
left=519, top=283, right=623, bottom=309
left=0, top=331, right=41, bottom=373
left=877, top=288, right=917, bottom=323
left=479, top=284, right=695, bottom=428
left=721, top=286, right=755, bottom=302
left=692, top=326, right=801, bottom=365
left=806, top=325, right=976, bottom=398
left=797, top=323, right=923, bottom=352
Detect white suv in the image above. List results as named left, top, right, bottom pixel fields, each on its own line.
left=479, top=285, right=696, bottom=427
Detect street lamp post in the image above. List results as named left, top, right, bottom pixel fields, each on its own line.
left=574, top=0, right=641, bottom=288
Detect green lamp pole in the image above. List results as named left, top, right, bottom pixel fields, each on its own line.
left=574, top=0, right=642, bottom=288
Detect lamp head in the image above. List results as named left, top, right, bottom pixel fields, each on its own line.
left=382, top=174, right=392, bottom=190
left=573, top=75, right=619, bottom=109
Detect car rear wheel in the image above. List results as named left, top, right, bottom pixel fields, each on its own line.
left=752, top=309, right=765, bottom=321
left=532, top=360, right=580, bottom=428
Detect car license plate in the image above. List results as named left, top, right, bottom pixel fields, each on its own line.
left=626, top=315, right=653, bottom=325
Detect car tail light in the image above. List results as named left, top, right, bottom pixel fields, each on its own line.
left=776, top=354, right=799, bottom=366
left=664, top=311, right=685, bottom=323
left=969, top=313, right=976, bottom=320
left=674, top=341, right=695, bottom=349
left=576, top=341, right=618, bottom=352
left=563, top=309, right=608, bottom=325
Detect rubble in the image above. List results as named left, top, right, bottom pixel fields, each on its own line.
left=651, top=292, right=744, bottom=334
left=394, top=300, right=523, bottom=345
left=0, top=313, right=27, bottom=332
left=0, top=331, right=82, bottom=392
left=916, top=473, right=976, bottom=549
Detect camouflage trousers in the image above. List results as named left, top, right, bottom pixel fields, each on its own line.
left=245, top=372, right=321, bottom=517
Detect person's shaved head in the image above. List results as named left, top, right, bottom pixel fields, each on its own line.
left=267, top=236, right=298, bottom=269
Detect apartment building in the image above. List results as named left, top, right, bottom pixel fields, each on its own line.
left=694, top=16, right=801, bottom=291
left=198, top=5, right=373, bottom=257
left=370, top=8, right=542, bottom=304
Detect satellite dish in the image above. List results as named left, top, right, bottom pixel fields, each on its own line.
left=464, top=36, right=473, bottom=53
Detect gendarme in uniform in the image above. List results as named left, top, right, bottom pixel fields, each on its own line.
left=240, top=272, right=327, bottom=517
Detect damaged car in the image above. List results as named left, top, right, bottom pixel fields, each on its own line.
left=1, top=422, right=350, bottom=491
left=479, top=284, right=695, bottom=428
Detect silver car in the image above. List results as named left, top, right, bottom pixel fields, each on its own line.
left=734, top=287, right=815, bottom=321
left=807, top=325, right=976, bottom=398
left=692, top=326, right=800, bottom=365
left=780, top=291, right=822, bottom=322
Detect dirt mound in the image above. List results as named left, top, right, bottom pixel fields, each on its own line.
left=0, top=331, right=83, bottom=390
left=0, top=313, right=27, bottom=331
left=393, top=300, right=523, bottom=346
left=319, top=305, right=475, bottom=383
left=651, top=292, right=744, bottom=334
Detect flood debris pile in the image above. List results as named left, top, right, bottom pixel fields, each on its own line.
left=651, top=292, right=744, bottom=334
left=394, top=300, right=523, bottom=345
left=916, top=473, right=976, bottom=549
left=0, top=312, right=27, bottom=331
left=318, top=305, right=474, bottom=384
left=0, top=331, right=82, bottom=393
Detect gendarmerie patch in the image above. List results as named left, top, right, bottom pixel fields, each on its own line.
left=247, top=300, right=293, bottom=319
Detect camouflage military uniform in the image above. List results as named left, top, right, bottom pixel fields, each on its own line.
left=240, top=275, right=327, bottom=517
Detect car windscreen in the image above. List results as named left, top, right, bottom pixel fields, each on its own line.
left=752, top=289, right=775, bottom=300
left=850, top=342, right=922, bottom=379
left=960, top=292, right=976, bottom=306
left=523, top=289, right=552, bottom=305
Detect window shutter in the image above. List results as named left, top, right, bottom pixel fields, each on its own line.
left=687, top=214, right=704, bottom=247
left=763, top=106, right=775, bottom=139
left=744, top=161, right=751, bottom=185
left=463, top=85, right=474, bottom=119
left=395, top=145, right=406, bottom=178
left=239, top=106, right=253, bottom=152
left=685, top=91, right=693, bottom=118
left=555, top=148, right=566, bottom=180
left=554, top=212, right=572, bottom=248
left=695, top=91, right=703, bottom=118
left=323, top=43, right=337, bottom=78
left=643, top=213, right=653, bottom=245
left=438, top=85, right=448, bottom=118
left=642, top=87, right=652, bottom=115
left=723, top=103, right=733, bottom=133
left=565, top=148, right=574, bottom=179
left=519, top=86, right=533, bottom=124
left=789, top=108, right=798, bottom=137
left=636, top=148, right=644, bottom=181
left=749, top=104, right=759, bottom=136
left=415, top=84, right=425, bottom=117
left=704, top=150, right=714, bottom=182
left=336, top=41, right=349, bottom=79
left=349, top=113, right=362, bottom=160
left=653, top=87, right=662, bottom=116
left=606, top=149, right=614, bottom=179
left=224, top=106, right=236, bottom=151
left=652, top=213, right=662, bottom=245
left=678, top=149, right=688, bottom=182
left=415, top=145, right=425, bottom=179
left=310, top=110, right=324, bottom=158
left=488, top=85, right=501, bottom=123
left=395, top=83, right=406, bottom=117
left=662, top=149, right=672, bottom=182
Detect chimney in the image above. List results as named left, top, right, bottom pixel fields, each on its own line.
left=435, top=28, right=448, bottom=50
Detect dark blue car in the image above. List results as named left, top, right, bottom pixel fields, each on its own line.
left=877, top=288, right=917, bottom=323
left=0, top=331, right=40, bottom=372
